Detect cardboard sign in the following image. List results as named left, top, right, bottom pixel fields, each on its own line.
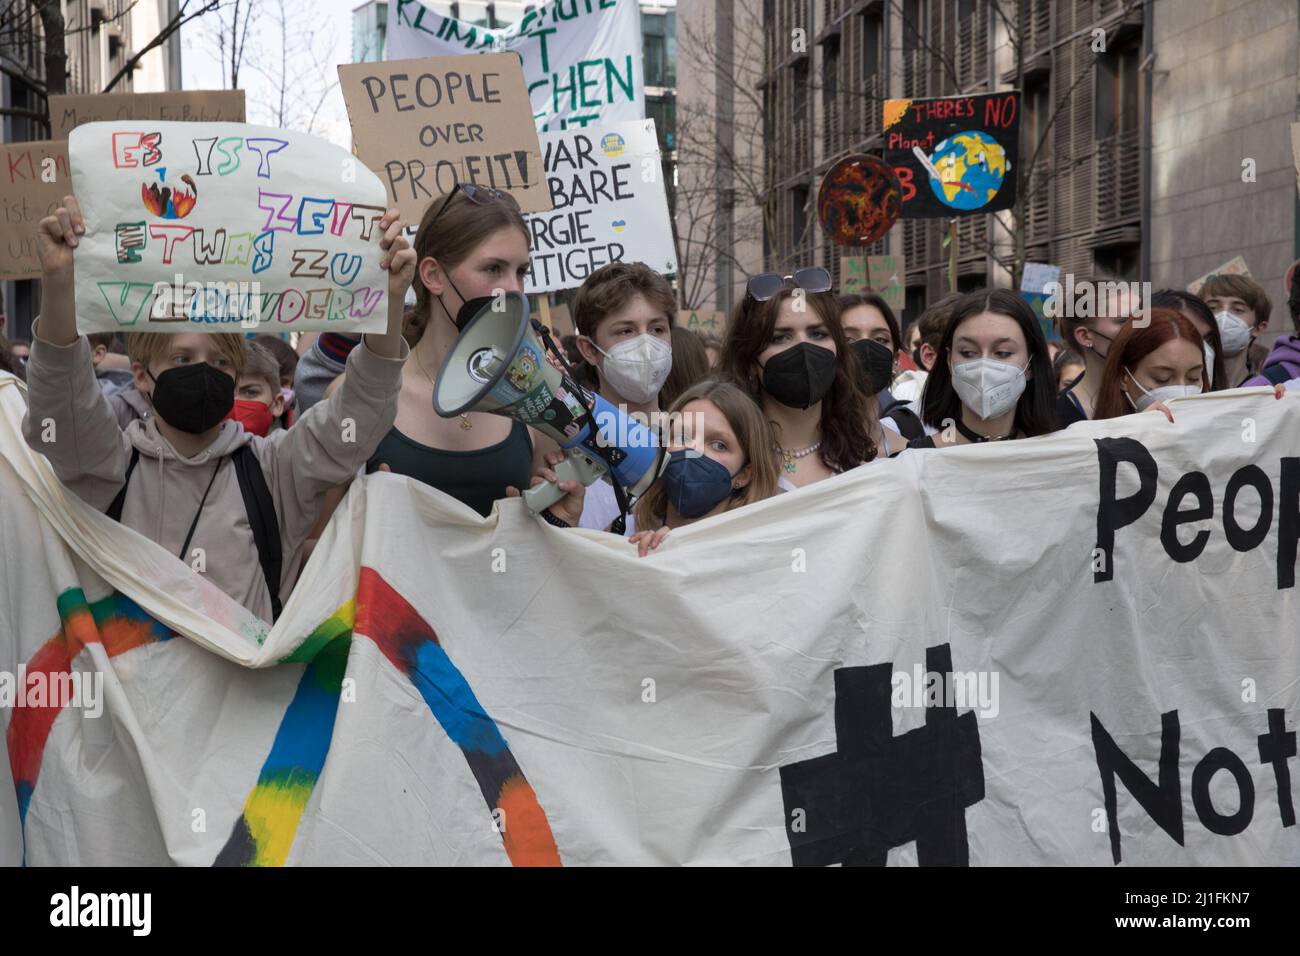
left=884, top=91, right=1020, bottom=218
left=338, top=53, right=551, bottom=223
left=867, top=255, right=905, bottom=315
left=840, top=256, right=868, bottom=295
left=525, top=119, right=676, bottom=294
left=68, top=121, right=390, bottom=334
left=0, top=140, right=70, bottom=280
left=49, top=91, right=246, bottom=137
left=1187, top=255, right=1251, bottom=296
left=387, top=0, right=645, bottom=132
left=680, top=309, right=725, bottom=337
left=1020, top=261, right=1061, bottom=295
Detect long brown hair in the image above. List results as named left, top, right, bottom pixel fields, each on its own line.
left=1093, top=308, right=1205, bottom=420
left=406, top=190, right=530, bottom=344
left=634, top=379, right=781, bottom=530
left=719, top=286, right=875, bottom=471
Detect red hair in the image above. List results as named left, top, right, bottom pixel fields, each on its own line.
left=1093, top=308, right=1205, bottom=420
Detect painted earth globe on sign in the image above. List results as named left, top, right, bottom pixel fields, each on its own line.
left=816, top=154, right=901, bottom=246
left=926, top=131, right=1009, bottom=211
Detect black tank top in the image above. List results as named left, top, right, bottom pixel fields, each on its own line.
left=366, top=420, right=534, bottom=518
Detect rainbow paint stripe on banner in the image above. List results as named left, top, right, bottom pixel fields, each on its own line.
left=10, top=572, right=558, bottom=866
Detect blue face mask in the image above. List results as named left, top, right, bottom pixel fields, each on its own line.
left=661, top=449, right=740, bottom=519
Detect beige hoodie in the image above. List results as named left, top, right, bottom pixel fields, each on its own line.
left=22, top=331, right=406, bottom=622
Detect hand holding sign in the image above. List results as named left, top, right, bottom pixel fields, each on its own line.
left=36, top=194, right=86, bottom=277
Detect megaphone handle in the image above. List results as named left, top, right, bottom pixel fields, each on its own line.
left=521, top=455, right=605, bottom=515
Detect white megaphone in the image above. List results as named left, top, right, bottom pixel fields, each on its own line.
left=433, top=291, right=665, bottom=517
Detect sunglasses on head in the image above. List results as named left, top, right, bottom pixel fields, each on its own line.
left=747, top=267, right=832, bottom=302
left=426, top=182, right=521, bottom=230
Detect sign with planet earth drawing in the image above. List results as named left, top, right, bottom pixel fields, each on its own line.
left=883, top=91, right=1020, bottom=219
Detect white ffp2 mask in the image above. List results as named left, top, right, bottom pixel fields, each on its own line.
left=950, top=358, right=1028, bottom=420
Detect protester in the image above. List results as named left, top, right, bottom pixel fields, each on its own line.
left=1149, top=289, right=1228, bottom=390
left=905, top=288, right=1058, bottom=449
left=252, top=334, right=301, bottom=426
left=1054, top=276, right=1133, bottom=424
left=526, top=380, right=780, bottom=556
left=87, top=332, right=133, bottom=396
left=890, top=292, right=961, bottom=407
left=294, top=331, right=359, bottom=417
left=1092, top=307, right=1205, bottom=421
left=1241, top=260, right=1300, bottom=387
left=720, top=267, right=875, bottom=488
left=660, top=326, right=712, bottom=410
left=336, top=184, right=559, bottom=519
left=1200, top=273, right=1270, bottom=386
left=571, top=261, right=676, bottom=532
left=839, top=292, right=910, bottom=453
left=1, top=332, right=25, bottom=381
left=21, top=194, right=414, bottom=623
left=226, top=341, right=288, bottom=437
left=1053, top=348, right=1085, bottom=393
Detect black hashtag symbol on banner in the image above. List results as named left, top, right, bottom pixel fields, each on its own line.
left=779, top=643, right=985, bottom=866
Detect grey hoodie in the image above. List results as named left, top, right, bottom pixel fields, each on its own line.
left=22, top=331, right=406, bottom=622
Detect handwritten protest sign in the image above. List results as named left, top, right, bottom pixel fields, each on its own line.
left=1020, top=261, right=1061, bottom=294
left=49, top=91, right=245, bottom=137
left=387, top=0, right=645, bottom=132
left=525, top=119, right=675, bottom=294
left=338, top=53, right=550, bottom=224
left=1, top=141, right=70, bottom=280
left=884, top=91, right=1020, bottom=218
left=1187, top=255, right=1251, bottom=296
left=867, top=255, right=905, bottom=315
left=840, top=257, right=868, bottom=295
left=68, top=121, right=390, bottom=334
left=680, top=309, right=725, bottom=337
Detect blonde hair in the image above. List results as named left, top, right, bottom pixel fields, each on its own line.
left=634, top=379, right=780, bottom=530
left=127, top=332, right=245, bottom=375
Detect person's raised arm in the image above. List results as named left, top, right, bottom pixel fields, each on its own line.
left=34, top=195, right=84, bottom=346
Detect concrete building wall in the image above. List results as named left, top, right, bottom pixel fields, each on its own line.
left=1148, top=0, right=1300, bottom=312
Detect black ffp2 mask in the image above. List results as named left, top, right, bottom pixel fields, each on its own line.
left=760, top=342, right=837, bottom=409
left=147, top=363, right=235, bottom=434
left=852, top=339, right=895, bottom=395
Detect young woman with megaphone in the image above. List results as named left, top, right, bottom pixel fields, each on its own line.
left=319, top=184, right=567, bottom=518
left=521, top=380, right=781, bottom=555
left=719, top=268, right=877, bottom=488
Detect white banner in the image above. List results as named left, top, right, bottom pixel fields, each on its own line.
left=526, top=119, right=677, bottom=294
left=3, top=375, right=1298, bottom=866
left=387, top=0, right=645, bottom=132
left=69, top=121, right=390, bottom=335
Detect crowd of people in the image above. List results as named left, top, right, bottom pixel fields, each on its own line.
left=3, top=186, right=1298, bottom=620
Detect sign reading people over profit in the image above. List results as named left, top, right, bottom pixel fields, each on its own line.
left=525, top=119, right=676, bottom=294
left=49, top=90, right=246, bottom=137
left=883, top=91, right=1020, bottom=218
left=386, top=0, right=644, bottom=132
left=1, top=141, right=70, bottom=281
left=68, top=121, right=391, bottom=334
left=3, top=378, right=1298, bottom=867
left=338, top=53, right=551, bottom=223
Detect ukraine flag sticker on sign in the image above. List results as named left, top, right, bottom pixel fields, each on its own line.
left=601, top=133, right=626, bottom=157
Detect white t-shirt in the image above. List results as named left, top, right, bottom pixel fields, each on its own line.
left=578, top=480, right=636, bottom=536
left=879, top=396, right=938, bottom=437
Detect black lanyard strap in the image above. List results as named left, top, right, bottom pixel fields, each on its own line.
left=179, top=458, right=225, bottom=562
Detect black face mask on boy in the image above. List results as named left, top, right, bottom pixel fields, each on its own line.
left=147, top=363, right=235, bottom=434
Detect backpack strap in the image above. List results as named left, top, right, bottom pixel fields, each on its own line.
left=106, top=447, right=141, bottom=522
left=883, top=405, right=925, bottom=442
left=230, top=444, right=283, bottom=622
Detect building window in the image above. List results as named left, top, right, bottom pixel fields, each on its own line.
left=957, top=0, right=975, bottom=22
left=823, top=36, right=839, bottom=103
left=792, top=184, right=810, bottom=251
left=1095, top=35, right=1141, bottom=140
left=902, top=0, right=924, bottom=52
left=792, top=60, right=809, bottom=121
left=643, top=12, right=676, bottom=88
left=1095, top=245, right=1140, bottom=281
left=860, top=10, right=881, bottom=82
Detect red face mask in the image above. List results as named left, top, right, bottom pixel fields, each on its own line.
left=225, top=399, right=274, bottom=437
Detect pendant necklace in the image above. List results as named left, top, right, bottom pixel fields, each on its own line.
left=414, top=346, right=473, bottom=430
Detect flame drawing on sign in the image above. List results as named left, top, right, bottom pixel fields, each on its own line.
left=141, top=172, right=198, bottom=219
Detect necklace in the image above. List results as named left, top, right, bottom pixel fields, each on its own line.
left=775, top=440, right=821, bottom=474
left=953, top=417, right=1013, bottom=443
left=413, top=346, right=472, bottom=430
